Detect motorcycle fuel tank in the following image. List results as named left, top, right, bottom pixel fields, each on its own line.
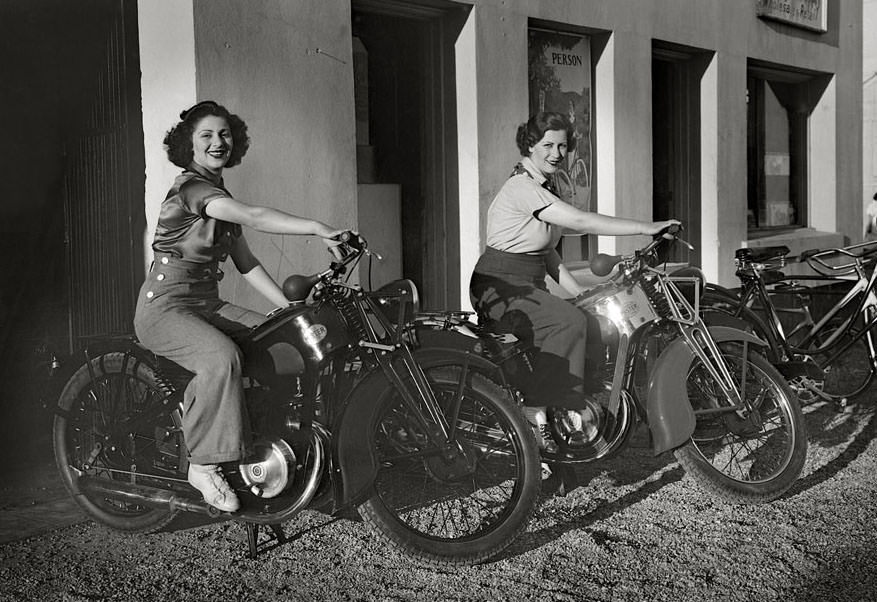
left=242, top=303, right=350, bottom=389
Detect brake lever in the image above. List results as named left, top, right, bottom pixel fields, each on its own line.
left=675, top=236, right=695, bottom=251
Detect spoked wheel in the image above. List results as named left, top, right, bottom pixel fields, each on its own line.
left=674, top=342, right=806, bottom=504
left=807, top=315, right=876, bottom=403
left=358, top=364, right=541, bottom=567
left=53, top=352, right=182, bottom=532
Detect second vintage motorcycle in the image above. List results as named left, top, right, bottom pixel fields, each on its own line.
left=414, top=225, right=808, bottom=504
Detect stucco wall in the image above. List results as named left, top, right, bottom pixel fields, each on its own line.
left=193, top=0, right=357, bottom=312
left=456, top=0, right=861, bottom=286
left=138, top=0, right=862, bottom=303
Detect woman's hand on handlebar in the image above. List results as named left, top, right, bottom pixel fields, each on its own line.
left=646, top=219, right=682, bottom=238
left=314, top=224, right=354, bottom=259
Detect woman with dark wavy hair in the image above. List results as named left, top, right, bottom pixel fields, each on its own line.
left=134, top=101, right=346, bottom=512
left=469, top=111, right=678, bottom=454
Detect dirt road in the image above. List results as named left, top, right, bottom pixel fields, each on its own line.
left=1, top=400, right=875, bottom=602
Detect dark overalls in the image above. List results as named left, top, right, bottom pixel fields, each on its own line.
left=470, top=247, right=589, bottom=410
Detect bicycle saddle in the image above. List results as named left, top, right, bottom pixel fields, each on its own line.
left=735, top=246, right=790, bottom=262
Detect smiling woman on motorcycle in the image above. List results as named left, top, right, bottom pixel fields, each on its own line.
left=133, top=101, right=346, bottom=512
left=469, top=111, right=678, bottom=453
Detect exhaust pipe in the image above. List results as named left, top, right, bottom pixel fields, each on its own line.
left=74, top=427, right=327, bottom=522
left=77, top=475, right=220, bottom=517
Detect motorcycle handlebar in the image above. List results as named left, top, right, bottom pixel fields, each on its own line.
left=590, top=222, right=685, bottom=278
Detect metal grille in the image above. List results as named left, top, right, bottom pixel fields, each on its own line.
left=63, top=5, right=140, bottom=348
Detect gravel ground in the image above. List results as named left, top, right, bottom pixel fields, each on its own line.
left=1, top=399, right=875, bottom=602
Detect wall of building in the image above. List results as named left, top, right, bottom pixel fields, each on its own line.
left=192, top=0, right=357, bottom=312
left=140, top=0, right=357, bottom=313
left=865, top=0, right=877, bottom=224
left=458, top=0, right=861, bottom=286
left=139, top=0, right=862, bottom=306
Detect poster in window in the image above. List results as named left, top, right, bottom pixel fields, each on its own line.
left=528, top=30, right=592, bottom=213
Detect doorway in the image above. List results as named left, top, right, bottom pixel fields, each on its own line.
left=351, top=1, right=466, bottom=310
left=652, top=42, right=706, bottom=266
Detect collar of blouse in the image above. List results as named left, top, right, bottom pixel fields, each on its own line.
left=186, top=161, right=224, bottom=186
left=519, top=156, right=547, bottom=186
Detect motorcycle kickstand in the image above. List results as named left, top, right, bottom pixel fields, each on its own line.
left=545, top=463, right=579, bottom=497
left=245, top=522, right=287, bottom=559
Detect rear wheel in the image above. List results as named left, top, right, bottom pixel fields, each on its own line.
left=674, top=343, right=806, bottom=504
left=358, top=364, right=540, bottom=567
left=53, top=352, right=182, bottom=532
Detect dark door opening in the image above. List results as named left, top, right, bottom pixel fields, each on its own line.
left=0, top=0, right=144, bottom=460
left=351, top=1, right=465, bottom=309
left=652, top=44, right=707, bottom=266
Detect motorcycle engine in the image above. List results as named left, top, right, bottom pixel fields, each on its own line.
left=238, top=437, right=297, bottom=498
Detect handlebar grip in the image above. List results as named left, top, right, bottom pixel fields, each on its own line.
left=335, top=231, right=365, bottom=251
left=653, top=223, right=682, bottom=241
left=799, top=248, right=820, bottom=261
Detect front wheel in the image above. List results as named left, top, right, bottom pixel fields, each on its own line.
left=674, top=342, right=806, bottom=504
left=808, top=316, right=875, bottom=402
left=358, top=364, right=541, bottom=567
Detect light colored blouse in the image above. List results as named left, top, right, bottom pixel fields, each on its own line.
left=485, top=157, right=563, bottom=254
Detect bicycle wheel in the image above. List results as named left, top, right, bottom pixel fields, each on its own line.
left=358, top=364, right=541, bottom=567
left=808, top=315, right=875, bottom=402
left=674, top=342, right=806, bottom=504
left=54, top=352, right=181, bottom=532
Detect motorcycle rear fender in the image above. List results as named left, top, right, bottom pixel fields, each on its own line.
left=647, top=325, right=767, bottom=455
left=333, top=347, right=505, bottom=507
left=700, top=311, right=754, bottom=334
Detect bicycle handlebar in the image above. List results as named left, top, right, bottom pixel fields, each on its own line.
left=795, top=240, right=877, bottom=276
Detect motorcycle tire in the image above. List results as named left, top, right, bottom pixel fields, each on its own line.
left=53, top=352, right=181, bottom=532
left=358, top=362, right=541, bottom=567
left=674, top=342, right=807, bottom=504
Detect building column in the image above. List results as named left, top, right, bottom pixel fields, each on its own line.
left=809, top=76, right=837, bottom=235
left=137, top=0, right=197, bottom=270
left=699, top=54, right=720, bottom=283
left=456, top=5, right=528, bottom=310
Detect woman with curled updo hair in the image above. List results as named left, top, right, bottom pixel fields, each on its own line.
left=469, top=111, right=679, bottom=455
left=134, top=100, right=349, bottom=512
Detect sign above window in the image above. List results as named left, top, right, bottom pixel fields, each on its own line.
left=755, top=0, right=827, bottom=33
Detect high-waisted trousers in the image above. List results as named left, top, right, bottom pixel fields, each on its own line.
left=469, top=247, right=589, bottom=409
left=133, top=253, right=265, bottom=465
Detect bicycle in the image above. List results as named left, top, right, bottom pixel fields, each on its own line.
left=701, top=240, right=877, bottom=408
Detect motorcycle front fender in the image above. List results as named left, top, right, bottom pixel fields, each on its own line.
left=647, top=325, right=767, bottom=455
left=333, top=347, right=504, bottom=508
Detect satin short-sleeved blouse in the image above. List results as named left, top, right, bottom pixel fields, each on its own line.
left=151, top=164, right=241, bottom=263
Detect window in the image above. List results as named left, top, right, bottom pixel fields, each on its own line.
left=746, top=63, right=813, bottom=234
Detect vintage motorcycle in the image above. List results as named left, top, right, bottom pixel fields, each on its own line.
left=414, top=226, right=808, bottom=504
left=52, top=233, right=541, bottom=567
